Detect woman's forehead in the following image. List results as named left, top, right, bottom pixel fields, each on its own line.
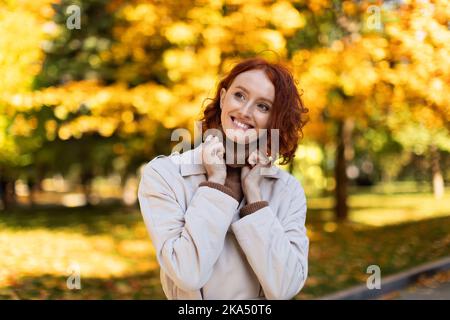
left=231, top=70, right=275, bottom=102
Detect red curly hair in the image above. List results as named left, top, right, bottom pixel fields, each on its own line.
left=200, top=57, right=309, bottom=165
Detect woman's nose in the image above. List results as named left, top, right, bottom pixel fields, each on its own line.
left=238, top=103, right=252, bottom=119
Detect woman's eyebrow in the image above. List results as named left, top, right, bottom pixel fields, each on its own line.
left=235, top=85, right=273, bottom=104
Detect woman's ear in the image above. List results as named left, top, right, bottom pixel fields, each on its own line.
left=220, top=88, right=226, bottom=109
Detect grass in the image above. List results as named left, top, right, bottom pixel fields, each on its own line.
left=0, top=190, right=449, bottom=300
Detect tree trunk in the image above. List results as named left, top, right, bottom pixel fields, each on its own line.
left=0, top=166, right=16, bottom=211
left=28, top=180, right=36, bottom=207
left=430, top=144, right=444, bottom=199
left=0, top=176, right=7, bottom=211
left=1, top=180, right=16, bottom=211
left=334, top=118, right=355, bottom=221
left=81, top=169, right=94, bottom=206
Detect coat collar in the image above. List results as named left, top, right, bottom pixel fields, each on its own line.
left=175, top=144, right=282, bottom=179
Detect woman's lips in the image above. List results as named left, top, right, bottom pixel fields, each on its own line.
left=230, top=116, right=253, bottom=131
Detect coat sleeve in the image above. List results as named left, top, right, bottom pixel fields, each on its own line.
left=138, top=161, right=239, bottom=291
left=231, top=177, right=309, bottom=300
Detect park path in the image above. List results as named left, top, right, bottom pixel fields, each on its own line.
left=379, top=270, right=450, bottom=300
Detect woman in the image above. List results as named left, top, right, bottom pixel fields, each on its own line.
left=138, top=57, right=309, bottom=300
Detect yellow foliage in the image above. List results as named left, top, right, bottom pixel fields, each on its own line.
left=164, top=22, right=199, bottom=45
left=0, top=1, right=54, bottom=94
left=0, top=0, right=448, bottom=146
left=270, top=1, right=306, bottom=35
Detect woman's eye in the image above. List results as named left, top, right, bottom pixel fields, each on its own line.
left=258, top=104, right=270, bottom=112
left=234, top=92, right=244, bottom=100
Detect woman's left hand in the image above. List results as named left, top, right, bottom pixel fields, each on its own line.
left=241, top=150, right=272, bottom=204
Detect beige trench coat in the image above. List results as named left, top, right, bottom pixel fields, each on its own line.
left=137, top=144, right=309, bottom=300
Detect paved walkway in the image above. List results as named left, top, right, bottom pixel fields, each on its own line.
left=380, top=270, right=450, bottom=300
left=394, top=281, right=450, bottom=299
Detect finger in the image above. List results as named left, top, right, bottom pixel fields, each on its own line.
left=210, top=139, right=224, bottom=149
left=216, top=143, right=225, bottom=158
left=256, top=150, right=271, bottom=165
left=241, top=165, right=250, bottom=179
left=252, top=162, right=265, bottom=170
left=211, top=143, right=225, bottom=158
left=209, top=144, right=218, bottom=157
left=251, top=163, right=270, bottom=177
left=248, top=150, right=258, bottom=166
left=261, top=156, right=271, bottom=166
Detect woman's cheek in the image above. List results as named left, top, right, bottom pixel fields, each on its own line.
left=230, top=100, right=241, bottom=110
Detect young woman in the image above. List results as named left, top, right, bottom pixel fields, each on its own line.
left=138, top=57, right=309, bottom=300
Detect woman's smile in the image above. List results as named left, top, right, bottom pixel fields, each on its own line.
left=230, top=116, right=254, bottom=131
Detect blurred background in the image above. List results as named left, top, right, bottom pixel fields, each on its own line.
left=0, top=0, right=449, bottom=299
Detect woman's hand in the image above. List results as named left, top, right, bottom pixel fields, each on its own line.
left=241, top=150, right=272, bottom=204
left=202, top=135, right=227, bottom=184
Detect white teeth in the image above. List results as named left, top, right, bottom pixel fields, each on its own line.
left=232, top=118, right=251, bottom=129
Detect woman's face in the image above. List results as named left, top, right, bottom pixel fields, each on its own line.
left=220, top=69, right=274, bottom=144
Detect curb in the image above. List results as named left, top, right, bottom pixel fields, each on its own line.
left=318, top=256, right=450, bottom=300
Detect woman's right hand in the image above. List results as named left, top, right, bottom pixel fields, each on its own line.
left=202, top=135, right=227, bottom=184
